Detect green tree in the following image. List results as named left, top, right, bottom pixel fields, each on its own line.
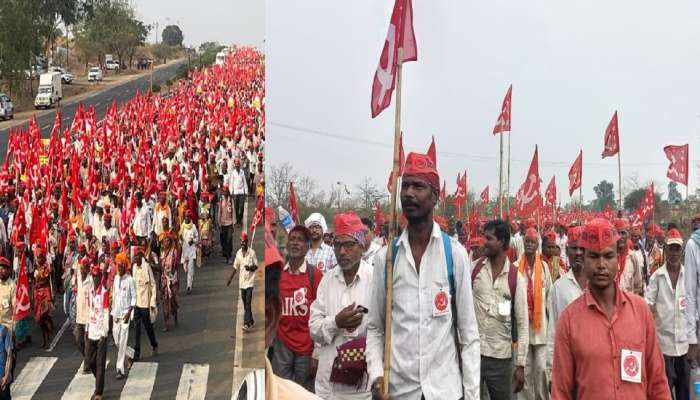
left=198, top=41, right=220, bottom=53
left=624, top=187, right=662, bottom=211
left=0, top=0, right=41, bottom=98
left=668, top=181, right=683, bottom=204
left=592, top=180, right=615, bottom=211
left=162, top=25, right=183, bottom=47
left=151, top=43, right=175, bottom=64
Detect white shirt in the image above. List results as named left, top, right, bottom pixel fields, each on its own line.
left=645, top=264, right=688, bottom=356
left=685, top=237, right=700, bottom=344
left=556, top=234, right=568, bottom=264
left=546, top=269, right=584, bottom=377
left=180, top=224, right=199, bottom=262
left=511, top=232, right=524, bottom=260
left=111, top=273, right=136, bottom=319
left=309, top=260, right=374, bottom=400
left=87, top=282, right=110, bottom=340
left=132, top=205, right=152, bottom=238
left=228, top=168, right=247, bottom=195
left=366, top=222, right=480, bottom=400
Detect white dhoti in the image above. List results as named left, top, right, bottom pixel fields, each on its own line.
left=185, top=258, right=195, bottom=290
left=113, top=319, right=131, bottom=374
left=518, top=344, right=549, bottom=400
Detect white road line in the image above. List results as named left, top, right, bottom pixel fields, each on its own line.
left=175, top=363, right=209, bottom=400
left=120, top=362, right=158, bottom=399
left=13, top=356, right=58, bottom=400
left=61, top=358, right=110, bottom=400
left=48, top=319, right=70, bottom=352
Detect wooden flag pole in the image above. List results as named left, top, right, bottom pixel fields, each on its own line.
left=506, top=131, right=511, bottom=217
left=498, top=133, right=504, bottom=219
left=382, top=56, right=403, bottom=396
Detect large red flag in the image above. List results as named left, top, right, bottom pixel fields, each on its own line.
left=14, top=251, right=30, bottom=321
left=664, top=144, right=689, bottom=186
left=630, top=183, right=655, bottom=227
left=493, top=84, right=512, bottom=134
left=601, top=111, right=620, bottom=158
left=427, top=136, right=436, bottom=167
left=289, top=182, right=299, bottom=223
left=568, top=150, right=583, bottom=196
left=480, top=186, right=489, bottom=204
left=371, top=0, right=417, bottom=118
left=515, top=146, right=541, bottom=216
left=545, top=176, right=556, bottom=207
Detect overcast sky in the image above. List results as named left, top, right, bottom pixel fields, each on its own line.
left=266, top=0, right=700, bottom=206
left=133, top=0, right=264, bottom=48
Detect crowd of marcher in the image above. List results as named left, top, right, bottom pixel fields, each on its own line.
left=0, top=46, right=264, bottom=400
left=265, top=151, right=693, bottom=400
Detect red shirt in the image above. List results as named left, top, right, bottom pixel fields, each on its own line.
left=276, top=263, right=322, bottom=355
left=552, top=288, right=670, bottom=400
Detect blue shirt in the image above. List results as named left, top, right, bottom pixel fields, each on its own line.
left=0, top=325, right=12, bottom=377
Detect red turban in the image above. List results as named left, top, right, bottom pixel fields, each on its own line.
left=334, top=212, right=365, bottom=237
left=543, top=230, right=557, bottom=243
left=567, top=226, right=583, bottom=243
left=403, top=152, right=439, bottom=192
left=613, top=218, right=629, bottom=231
left=581, top=218, right=620, bottom=251
left=525, top=227, right=539, bottom=239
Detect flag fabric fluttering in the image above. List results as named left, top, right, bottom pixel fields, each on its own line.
left=289, top=182, right=299, bottom=223
left=630, top=183, right=655, bottom=227
left=568, top=150, right=583, bottom=196
left=514, top=146, right=541, bottom=216
left=427, top=136, right=436, bottom=167
left=370, top=0, right=417, bottom=118
left=480, top=186, right=489, bottom=204
left=545, top=176, right=556, bottom=207
left=601, top=111, right=620, bottom=158
left=663, top=144, right=689, bottom=186
left=14, top=251, right=30, bottom=321
left=492, top=84, right=512, bottom=134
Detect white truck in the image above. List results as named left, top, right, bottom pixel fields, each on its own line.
left=34, top=72, right=62, bottom=109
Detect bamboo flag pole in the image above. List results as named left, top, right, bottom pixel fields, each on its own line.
left=382, top=55, right=403, bottom=396
left=498, top=133, right=504, bottom=219
left=506, top=131, right=511, bottom=217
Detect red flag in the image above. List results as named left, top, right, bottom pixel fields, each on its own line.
left=249, top=195, right=264, bottom=234
left=453, top=172, right=466, bottom=205
left=439, top=180, right=446, bottom=203
left=568, top=150, right=583, bottom=196
left=545, top=176, right=556, bottom=207
left=289, top=182, right=299, bottom=223
left=370, top=0, right=417, bottom=118
left=601, top=111, right=620, bottom=158
left=13, top=251, right=31, bottom=321
left=492, top=84, right=512, bottom=134
left=11, top=200, right=25, bottom=245
left=480, top=186, right=489, bottom=204
left=630, top=183, right=655, bottom=227
left=387, top=132, right=405, bottom=191
left=427, top=136, right=436, bottom=167
left=49, top=111, right=61, bottom=138
left=515, top=146, right=541, bottom=216
left=664, top=144, right=689, bottom=186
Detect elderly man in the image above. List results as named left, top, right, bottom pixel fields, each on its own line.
left=309, top=212, right=373, bottom=399
left=613, top=218, right=643, bottom=296
left=367, top=152, right=480, bottom=400
left=85, top=263, right=110, bottom=400
left=551, top=218, right=670, bottom=399
left=304, top=212, right=337, bottom=273
left=228, top=231, right=258, bottom=331
left=516, top=228, right=552, bottom=400
left=111, top=252, right=135, bottom=380
left=646, top=229, right=688, bottom=399
left=131, top=247, right=158, bottom=361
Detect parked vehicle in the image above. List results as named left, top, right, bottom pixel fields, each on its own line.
left=48, top=66, right=74, bottom=84
left=105, top=60, right=120, bottom=70
left=88, top=67, right=103, bottom=82
left=0, top=94, right=13, bottom=121
left=34, top=72, right=62, bottom=109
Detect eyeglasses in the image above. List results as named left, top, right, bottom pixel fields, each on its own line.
left=333, top=241, right=358, bottom=251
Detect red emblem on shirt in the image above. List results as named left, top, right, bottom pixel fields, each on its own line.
left=293, top=288, right=305, bottom=305
left=680, top=297, right=687, bottom=308
left=317, top=261, right=324, bottom=271
left=623, top=354, right=639, bottom=377
left=434, top=290, right=448, bottom=312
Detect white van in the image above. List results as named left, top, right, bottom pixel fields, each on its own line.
left=0, top=94, right=13, bottom=120
left=88, top=67, right=103, bottom=82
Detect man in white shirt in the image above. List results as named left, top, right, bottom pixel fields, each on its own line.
left=511, top=221, right=524, bottom=262
left=228, top=231, right=258, bottom=331
left=228, top=158, right=247, bottom=227
left=85, top=263, right=110, bottom=400
left=180, top=211, right=199, bottom=293
left=132, top=192, right=152, bottom=242
left=309, top=212, right=373, bottom=399
left=131, top=247, right=158, bottom=361
left=111, top=253, right=136, bottom=380
left=646, top=228, right=688, bottom=400
left=304, top=213, right=337, bottom=273
left=74, top=256, right=91, bottom=373
left=367, top=153, right=480, bottom=400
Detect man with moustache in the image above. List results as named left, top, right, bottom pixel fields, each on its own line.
left=367, top=152, right=480, bottom=400
left=309, top=211, right=374, bottom=399
left=551, top=218, right=670, bottom=399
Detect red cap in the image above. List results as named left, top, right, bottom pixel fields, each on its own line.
left=90, top=264, right=102, bottom=276
left=543, top=229, right=556, bottom=243
left=613, top=218, right=630, bottom=231
left=240, top=231, right=249, bottom=241
left=525, top=218, right=536, bottom=228
left=0, top=257, right=10, bottom=267
left=667, top=228, right=683, bottom=246
left=334, top=212, right=365, bottom=237
left=580, top=218, right=620, bottom=251
left=110, top=241, right=120, bottom=250
left=567, top=226, right=583, bottom=243
left=525, top=227, right=539, bottom=239
left=403, top=152, right=439, bottom=191
left=84, top=225, right=93, bottom=234
left=104, top=213, right=112, bottom=221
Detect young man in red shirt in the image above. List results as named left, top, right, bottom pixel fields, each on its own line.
left=551, top=218, right=670, bottom=399
left=271, top=225, right=323, bottom=392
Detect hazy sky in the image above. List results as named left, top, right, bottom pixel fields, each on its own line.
left=133, top=0, right=264, bottom=48
left=267, top=0, right=700, bottom=205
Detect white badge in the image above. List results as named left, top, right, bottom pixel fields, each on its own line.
left=433, top=287, right=450, bottom=317
left=498, top=300, right=511, bottom=316
left=679, top=296, right=687, bottom=311
left=292, top=287, right=307, bottom=307
left=620, top=349, right=642, bottom=383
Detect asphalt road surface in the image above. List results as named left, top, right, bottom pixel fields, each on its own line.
left=0, top=59, right=187, bottom=163
left=10, top=197, right=260, bottom=399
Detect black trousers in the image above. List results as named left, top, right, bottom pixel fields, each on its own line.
left=73, top=323, right=86, bottom=357
left=85, top=336, right=107, bottom=395
left=241, top=287, right=254, bottom=326
left=234, top=194, right=245, bottom=226
left=663, top=354, right=690, bottom=400
left=220, top=224, right=233, bottom=258
left=132, top=307, right=158, bottom=359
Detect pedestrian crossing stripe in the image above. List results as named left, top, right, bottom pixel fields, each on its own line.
left=13, top=357, right=57, bottom=400
left=176, top=363, right=209, bottom=400
left=121, top=362, right=158, bottom=399
left=62, top=358, right=111, bottom=400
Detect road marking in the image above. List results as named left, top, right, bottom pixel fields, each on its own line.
left=13, top=356, right=58, bottom=400
left=41, top=124, right=50, bottom=130
left=176, top=363, right=209, bottom=400
left=61, top=358, right=110, bottom=400
left=48, top=318, right=70, bottom=352
left=120, top=362, right=158, bottom=399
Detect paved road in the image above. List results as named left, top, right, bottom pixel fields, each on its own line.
left=0, top=59, right=187, bottom=162
left=10, top=197, right=262, bottom=399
